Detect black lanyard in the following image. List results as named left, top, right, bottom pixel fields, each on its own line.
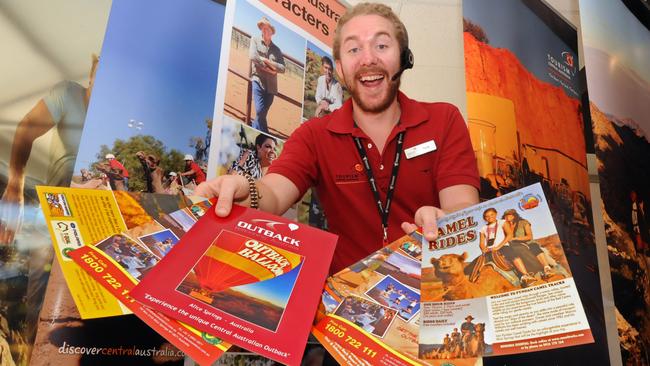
left=352, top=131, right=405, bottom=243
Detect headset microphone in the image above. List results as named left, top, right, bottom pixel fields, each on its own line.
left=391, top=48, right=414, bottom=82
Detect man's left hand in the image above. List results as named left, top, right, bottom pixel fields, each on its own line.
left=401, top=206, right=446, bottom=242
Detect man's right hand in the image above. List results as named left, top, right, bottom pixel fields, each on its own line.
left=194, top=175, right=250, bottom=217
left=0, top=182, right=25, bottom=245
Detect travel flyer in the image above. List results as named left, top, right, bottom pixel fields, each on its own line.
left=67, top=199, right=231, bottom=366
left=130, top=203, right=337, bottom=365
left=312, top=233, right=479, bottom=366
left=419, top=184, right=593, bottom=359
left=35, top=185, right=193, bottom=318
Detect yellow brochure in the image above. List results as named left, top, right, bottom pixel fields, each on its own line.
left=36, top=186, right=192, bottom=318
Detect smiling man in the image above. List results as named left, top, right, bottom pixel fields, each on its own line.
left=314, top=55, right=343, bottom=117
left=197, top=3, right=479, bottom=274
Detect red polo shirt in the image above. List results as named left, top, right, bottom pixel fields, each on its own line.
left=269, top=92, right=479, bottom=274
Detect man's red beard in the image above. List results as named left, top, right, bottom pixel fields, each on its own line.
left=345, top=66, right=400, bottom=114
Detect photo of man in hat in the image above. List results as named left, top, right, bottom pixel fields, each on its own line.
left=249, top=16, right=286, bottom=133
left=461, top=315, right=476, bottom=336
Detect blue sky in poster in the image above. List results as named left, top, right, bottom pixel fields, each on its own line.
left=233, top=0, right=307, bottom=63
left=463, top=0, right=580, bottom=98
left=233, top=261, right=302, bottom=307
left=73, top=0, right=225, bottom=172
left=580, top=0, right=650, bottom=83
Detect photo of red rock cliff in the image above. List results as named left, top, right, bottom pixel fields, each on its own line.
left=462, top=8, right=608, bottom=365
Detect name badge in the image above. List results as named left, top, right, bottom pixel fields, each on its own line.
left=404, top=140, right=437, bottom=159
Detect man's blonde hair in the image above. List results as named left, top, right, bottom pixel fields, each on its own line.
left=332, top=2, right=408, bottom=61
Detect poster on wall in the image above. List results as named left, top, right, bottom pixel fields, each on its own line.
left=0, top=0, right=110, bottom=210
left=462, top=0, right=610, bottom=365
left=0, top=1, right=111, bottom=365
left=579, top=0, right=650, bottom=363
left=28, top=1, right=227, bottom=365
left=206, top=0, right=348, bottom=226
left=0, top=202, right=54, bottom=366
left=69, top=0, right=225, bottom=195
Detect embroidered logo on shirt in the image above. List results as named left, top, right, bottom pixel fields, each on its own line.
left=335, top=173, right=363, bottom=183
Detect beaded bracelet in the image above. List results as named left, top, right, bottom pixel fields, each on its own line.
left=244, top=174, right=260, bottom=209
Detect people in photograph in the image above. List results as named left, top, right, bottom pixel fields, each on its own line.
left=479, top=207, right=536, bottom=287
left=353, top=312, right=377, bottom=332
left=630, top=190, right=649, bottom=255
left=502, top=209, right=557, bottom=278
left=460, top=315, right=476, bottom=336
left=393, top=292, right=406, bottom=306
left=105, top=153, right=129, bottom=190
left=229, top=134, right=277, bottom=179
left=157, top=237, right=174, bottom=256
left=164, top=171, right=182, bottom=195
left=478, top=208, right=510, bottom=253
left=372, top=309, right=394, bottom=336
left=196, top=3, right=479, bottom=277
left=95, top=160, right=126, bottom=191
left=139, top=252, right=157, bottom=268
left=119, top=254, right=146, bottom=279
left=80, top=169, right=93, bottom=182
left=249, top=16, right=286, bottom=133
left=180, top=154, right=206, bottom=185
left=442, top=334, right=451, bottom=351
left=314, top=55, right=343, bottom=117
left=450, top=328, right=461, bottom=347
left=103, top=238, right=124, bottom=259
left=1, top=55, right=99, bottom=244
left=405, top=298, right=417, bottom=313
left=136, top=151, right=165, bottom=193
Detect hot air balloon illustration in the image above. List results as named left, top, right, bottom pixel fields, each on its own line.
left=188, top=230, right=303, bottom=303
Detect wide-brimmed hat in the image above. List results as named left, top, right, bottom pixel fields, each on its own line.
left=465, top=315, right=474, bottom=320
left=257, top=17, right=275, bottom=34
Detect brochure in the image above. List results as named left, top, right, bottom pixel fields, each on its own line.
left=312, top=233, right=480, bottom=366
left=35, top=185, right=194, bottom=318
left=130, top=203, right=337, bottom=365
left=419, top=184, right=593, bottom=359
left=67, top=199, right=231, bottom=366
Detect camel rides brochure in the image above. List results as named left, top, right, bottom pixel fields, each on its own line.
left=419, top=183, right=593, bottom=359
left=129, top=202, right=337, bottom=365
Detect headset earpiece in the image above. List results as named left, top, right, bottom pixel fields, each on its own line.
left=391, top=48, right=414, bottom=81
left=401, top=48, right=414, bottom=71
